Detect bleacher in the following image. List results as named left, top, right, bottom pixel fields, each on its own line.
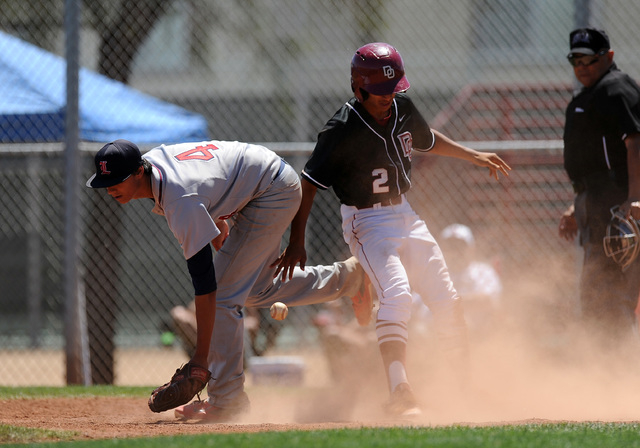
left=431, top=83, right=573, bottom=141
left=416, top=82, right=576, bottom=264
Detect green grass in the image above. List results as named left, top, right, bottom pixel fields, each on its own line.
left=0, top=424, right=78, bottom=445
left=1, top=387, right=640, bottom=447
left=4, top=423, right=640, bottom=448
left=0, top=386, right=149, bottom=445
left=0, top=385, right=150, bottom=400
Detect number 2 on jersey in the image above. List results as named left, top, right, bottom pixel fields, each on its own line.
left=372, top=168, right=389, bottom=193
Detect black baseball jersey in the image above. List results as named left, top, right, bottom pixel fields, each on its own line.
left=564, top=63, right=640, bottom=184
left=302, top=93, right=434, bottom=208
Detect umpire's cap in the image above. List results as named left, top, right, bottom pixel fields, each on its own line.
left=569, top=27, right=610, bottom=55
left=86, top=139, right=143, bottom=188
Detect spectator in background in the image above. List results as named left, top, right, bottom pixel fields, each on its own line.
left=431, top=224, right=502, bottom=337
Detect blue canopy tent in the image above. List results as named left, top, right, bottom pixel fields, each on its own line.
left=0, top=31, right=208, bottom=143
left=0, top=33, right=210, bottom=386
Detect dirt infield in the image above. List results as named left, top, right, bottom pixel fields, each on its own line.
left=4, top=323, right=640, bottom=441
left=0, top=395, right=392, bottom=440
left=0, top=386, right=470, bottom=441
left=3, top=346, right=640, bottom=443
left=0, top=395, right=581, bottom=442
left=2, top=382, right=640, bottom=443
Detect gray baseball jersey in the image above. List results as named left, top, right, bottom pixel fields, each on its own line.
left=143, top=139, right=362, bottom=409
left=144, top=140, right=282, bottom=259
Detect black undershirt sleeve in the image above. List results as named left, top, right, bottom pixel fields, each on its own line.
left=186, top=244, right=216, bottom=295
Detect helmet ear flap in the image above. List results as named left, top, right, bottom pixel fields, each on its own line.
left=350, top=76, right=368, bottom=102
left=357, top=88, right=369, bottom=102
left=603, top=207, right=640, bottom=271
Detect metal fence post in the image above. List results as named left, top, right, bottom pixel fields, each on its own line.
left=64, top=0, right=90, bottom=386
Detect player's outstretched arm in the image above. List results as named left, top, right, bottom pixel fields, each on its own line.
left=271, top=179, right=318, bottom=281
left=428, top=130, right=511, bottom=180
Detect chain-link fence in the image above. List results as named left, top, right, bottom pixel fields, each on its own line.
left=0, top=0, right=638, bottom=386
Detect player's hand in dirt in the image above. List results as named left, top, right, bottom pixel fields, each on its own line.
left=271, top=243, right=307, bottom=282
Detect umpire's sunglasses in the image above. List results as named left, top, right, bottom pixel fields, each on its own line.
left=567, top=49, right=608, bottom=67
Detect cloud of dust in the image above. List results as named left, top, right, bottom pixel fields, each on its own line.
left=248, top=264, right=640, bottom=426
left=410, top=259, right=640, bottom=426
left=242, top=254, right=640, bottom=426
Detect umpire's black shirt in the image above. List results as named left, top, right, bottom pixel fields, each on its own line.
left=564, top=63, right=640, bottom=188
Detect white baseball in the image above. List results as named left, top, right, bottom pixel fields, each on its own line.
left=270, top=302, right=288, bottom=320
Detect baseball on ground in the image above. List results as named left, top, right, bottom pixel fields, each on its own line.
left=270, top=302, right=288, bottom=320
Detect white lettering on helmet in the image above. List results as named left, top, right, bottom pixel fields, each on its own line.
left=383, top=65, right=395, bottom=79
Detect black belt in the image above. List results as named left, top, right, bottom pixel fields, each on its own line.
left=571, top=169, right=624, bottom=194
left=355, top=195, right=403, bottom=210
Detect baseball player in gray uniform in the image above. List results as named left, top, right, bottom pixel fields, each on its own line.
left=274, top=43, right=511, bottom=417
left=86, top=139, right=367, bottom=422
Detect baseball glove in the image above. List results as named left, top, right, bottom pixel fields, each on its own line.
left=148, top=362, right=211, bottom=413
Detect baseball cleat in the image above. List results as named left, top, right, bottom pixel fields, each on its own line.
left=384, top=383, right=422, bottom=418
left=350, top=273, right=374, bottom=326
left=175, top=394, right=250, bottom=423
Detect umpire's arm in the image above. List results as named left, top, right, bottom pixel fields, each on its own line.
left=624, top=133, right=640, bottom=220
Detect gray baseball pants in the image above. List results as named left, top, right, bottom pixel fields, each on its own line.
left=208, top=163, right=361, bottom=407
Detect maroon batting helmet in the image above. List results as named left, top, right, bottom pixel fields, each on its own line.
left=351, top=42, right=410, bottom=97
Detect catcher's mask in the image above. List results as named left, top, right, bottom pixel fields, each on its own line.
left=603, top=206, right=640, bottom=271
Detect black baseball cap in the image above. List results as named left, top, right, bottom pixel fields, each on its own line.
left=569, top=27, right=610, bottom=55
left=86, top=139, right=143, bottom=188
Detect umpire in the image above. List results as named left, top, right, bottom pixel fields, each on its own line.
left=559, top=27, right=640, bottom=350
